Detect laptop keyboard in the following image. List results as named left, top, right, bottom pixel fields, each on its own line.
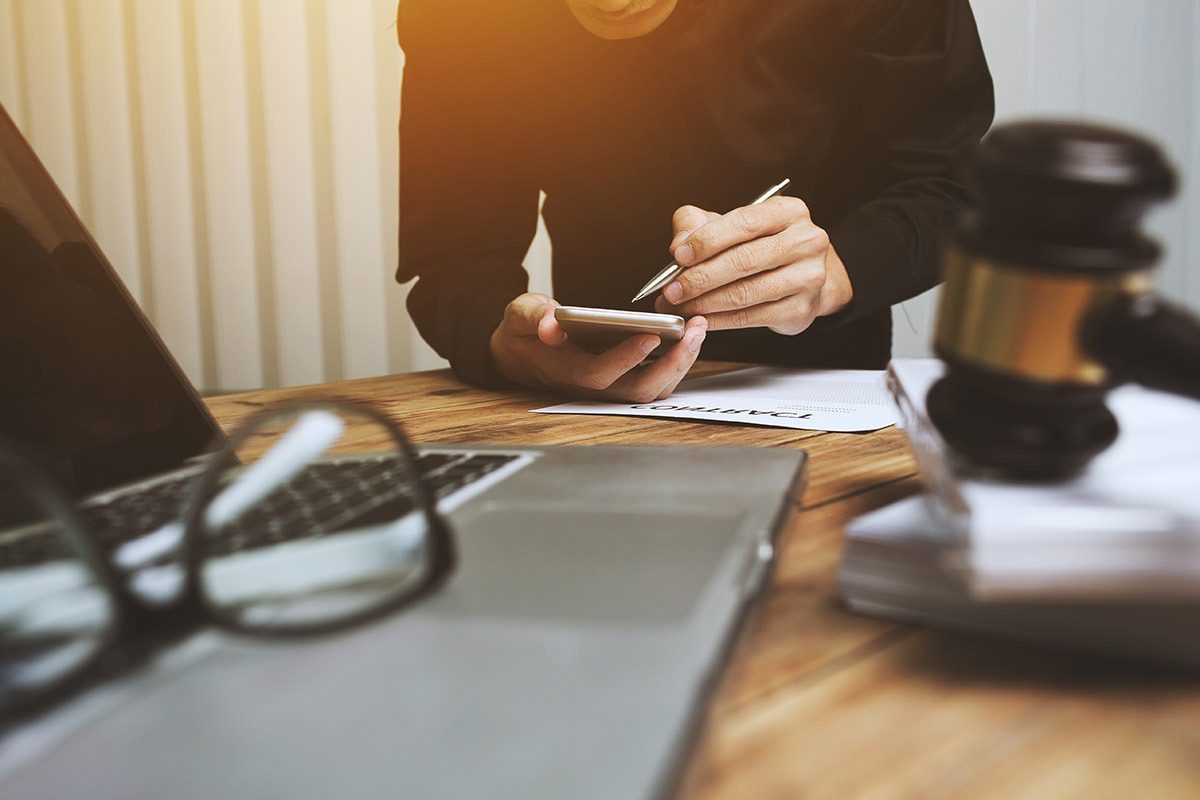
left=3, top=451, right=524, bottom=568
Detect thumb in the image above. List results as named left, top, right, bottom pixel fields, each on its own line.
left=504, top=293, right=560, bottom=337
left=670, top=205, right=718, bottom=254
left=536, top=301, right=567, bottom=345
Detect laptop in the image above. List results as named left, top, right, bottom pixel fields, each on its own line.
left=0, top=102, right=805, bottom=799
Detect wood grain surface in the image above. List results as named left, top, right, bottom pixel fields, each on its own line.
left=205, top=363, right=1200, bottom=800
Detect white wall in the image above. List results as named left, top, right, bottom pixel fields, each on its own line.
left=0, top=0, right=1196, bottom=390
left=895, top=0, right=1200, bottom=358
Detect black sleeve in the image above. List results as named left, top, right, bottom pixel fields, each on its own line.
left=396, top=4, right=540, bottom=387
left=816, top=0, right=993, bottom=329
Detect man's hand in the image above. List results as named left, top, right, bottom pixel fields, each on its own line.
left=489, top=293, right=708, bottom=402
left=654, top=198, right=853, bottom=334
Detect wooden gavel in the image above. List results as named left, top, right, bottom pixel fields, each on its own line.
left=928, top=121, right=1200, bottom=480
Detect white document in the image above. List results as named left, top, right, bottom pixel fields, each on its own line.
left=533, top=367, right=898, bottom=432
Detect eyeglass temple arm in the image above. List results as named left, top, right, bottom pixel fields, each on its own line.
left=114, top=410, right=345, bottom=572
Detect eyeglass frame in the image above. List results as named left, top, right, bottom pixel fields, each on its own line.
left=0, top=399, right=457, bottom=726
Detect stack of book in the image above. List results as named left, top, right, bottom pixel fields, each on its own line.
left=838, top=359, right=1200, bottom=666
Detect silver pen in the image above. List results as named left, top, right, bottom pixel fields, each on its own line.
left=630, top=177, right=792, bottom=304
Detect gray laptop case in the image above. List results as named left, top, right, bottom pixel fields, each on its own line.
left=5, top=444, right=803, bottom=800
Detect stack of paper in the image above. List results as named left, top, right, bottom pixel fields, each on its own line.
left=838, top=359, right=1200, bottom=666
left=840, top=496, right=1200, bottom=666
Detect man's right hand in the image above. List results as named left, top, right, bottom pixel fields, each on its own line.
left=488, top=293, right=707, bottom=402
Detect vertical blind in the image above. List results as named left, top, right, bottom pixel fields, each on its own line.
left=0, top=0, right=1196, bottom=392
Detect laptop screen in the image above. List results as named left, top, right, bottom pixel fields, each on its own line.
left=0, top=104, right=219, bottom=497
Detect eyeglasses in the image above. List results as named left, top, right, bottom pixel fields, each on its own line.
left=0, top=401, right=455, bottom=726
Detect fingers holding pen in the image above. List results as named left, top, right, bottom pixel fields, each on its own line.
left=655, top=254, right=828, bottom=319
left=651, top=192, right=852, bottom=337
left=663, top=199, right=820, bottom=304
left=671, top=196, right=807, bottom=270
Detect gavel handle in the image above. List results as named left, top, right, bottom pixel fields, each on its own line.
left=1086, top=293, right=1200, bottom=400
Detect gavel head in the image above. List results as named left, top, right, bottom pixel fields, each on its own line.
left=928, top=121, right=1176, bottom=480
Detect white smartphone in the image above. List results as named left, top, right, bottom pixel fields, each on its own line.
left=554, top=306, right=685, bottom=354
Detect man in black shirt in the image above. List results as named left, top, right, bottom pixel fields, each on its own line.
left=397, top=0, right=994, bottom=400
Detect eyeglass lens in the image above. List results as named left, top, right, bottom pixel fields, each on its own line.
left=193, top=407, right=435, bottom=631
left=0, top=475, right=116, bottom=712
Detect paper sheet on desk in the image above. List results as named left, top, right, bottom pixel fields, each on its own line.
left=533, top=367, right=899, bottom=432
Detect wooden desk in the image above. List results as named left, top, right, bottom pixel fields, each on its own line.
left=206, top=363, right=1200, bottom=800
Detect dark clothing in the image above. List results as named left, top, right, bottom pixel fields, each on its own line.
left=397, top=0, right=994, bottom=387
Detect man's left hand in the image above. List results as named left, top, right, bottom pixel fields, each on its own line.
left=654, top=198, right=853, bottom=335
